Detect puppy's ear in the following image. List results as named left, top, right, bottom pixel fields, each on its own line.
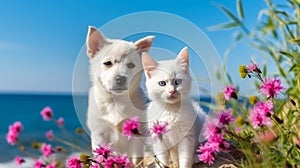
left=134, top=36, right=154, bottom=53
left=176, top=47, right=189, bottom=73
left=86, top=26, right=106, bottom=58
left=142, top=52, right=157, bottom=79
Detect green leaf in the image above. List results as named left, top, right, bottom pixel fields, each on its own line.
left=274, top=10, right=289, bottom=17
left=227, top=73, right=233, bottom=84
left=289, top=38, right=300, bottom=44
left=208, top=22, right=241, bottom=31
left=236, top=0, right=244, bottom=19
left=234, top=31, right=244, bottom=42
left=262, top=65, right=267, bottom=77
left=217, top=4, right=241, bottom=23
left=279, top=51, right=294, bottom=59
left=289, top=64, right=299, bottom=72
left=278, top=66, right=287, bottom=78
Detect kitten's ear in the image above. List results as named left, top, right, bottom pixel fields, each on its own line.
left=142, top=52, right=158, bottom=78
left=134, top=36, right=155, bottom=53
left=86, top=26, right=106, bottom=58
left=176, top=47, right=189, bottom=72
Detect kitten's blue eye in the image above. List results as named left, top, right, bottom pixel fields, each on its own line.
left=127, top=62, right=135, bottom=69
left=175, top=79, right=182, bottom=85
left=158, top=81, right=166, bottom=86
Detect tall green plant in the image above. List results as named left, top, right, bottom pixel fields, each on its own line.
left=208, top=0, right=300, bottom=167
left=212, top=0, right=300, bottom=105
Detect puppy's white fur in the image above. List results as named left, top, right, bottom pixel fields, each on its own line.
left=86, top=26, right=154, bottom=159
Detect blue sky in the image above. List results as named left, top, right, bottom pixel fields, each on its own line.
left=0, top=0, right=270, bottom=95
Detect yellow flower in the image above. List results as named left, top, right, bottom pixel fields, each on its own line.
left=76, top=127, right=84, bottom=134
left=249, top=96, right=259, bottom=105
left=239, top=65, right=247, bottom=78
left=236, top=116, right=244, bottom=126
left=80, top=153, right=88, bottom=162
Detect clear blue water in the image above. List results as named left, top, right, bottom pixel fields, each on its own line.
left=0, top=94, right=89, bottom=162
left=0, top=94, right=212, bottom=162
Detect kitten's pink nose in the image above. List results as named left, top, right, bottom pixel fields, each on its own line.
left=169, top=90, right=176, bottom=96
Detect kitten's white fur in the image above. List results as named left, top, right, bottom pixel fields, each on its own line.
left=85, top=26, right=154, bottom=162
left=142, top=48, right=205, bottom=167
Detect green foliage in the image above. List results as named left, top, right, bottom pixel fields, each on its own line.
left=211, top=0, right=300, bottom=167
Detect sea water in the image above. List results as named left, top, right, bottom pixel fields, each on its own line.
left=0, top=93, right=88, bottom=162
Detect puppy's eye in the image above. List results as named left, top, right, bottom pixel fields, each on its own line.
left=127, top=62, right=135, bottom=69
left=175, top=79, right=182, bottom=85
left=158, top=81, right=166, bottom=86
left=103, top=61, right=112, bottom=66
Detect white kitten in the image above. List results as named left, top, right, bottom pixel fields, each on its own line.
left=142, top=47, right=205, bottom=168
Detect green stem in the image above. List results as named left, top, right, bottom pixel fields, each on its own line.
left=54, top=137, right=84, bottom=151
left=240, top=23, right=250, bottom=35
left=18, top=145, right=38, bottom=159
left=236, top=100, right=249, bottom=116
left=154, top=155, right=164, bottom=168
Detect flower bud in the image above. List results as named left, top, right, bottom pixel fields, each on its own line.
left=249, top=96, right=259, bottom=105
left=239, top=65, right=248, bottom=78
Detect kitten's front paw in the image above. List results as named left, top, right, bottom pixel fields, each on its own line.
left=178, top=158, right=193, bottom=168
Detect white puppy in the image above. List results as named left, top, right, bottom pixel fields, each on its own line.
left=85, top=26, right=154, bottom=163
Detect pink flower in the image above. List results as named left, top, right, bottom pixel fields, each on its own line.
left=15, top=156, right=25, bottom=165
left=197, top=144, right=216, bottom=165
left=104, top=156, right=116, bottom=168
left=200, top=141, right=220, bottom=153
left=198, top=151, right=215, bottom=165
left=93, top=143, right=112, bottom=159
left=198, top=114, right=231, bottom=165
left=104, top=154, right=131, bottom=168
left=249, top=101, right=273, bottom=128
left=34, top=159, right=45, bottom=168
left=150, top=121, right=168, bottom=139
left=247, top=63, right=257, bottom=71
left=66, top=156, right=82, bottom=168
left=208, top=133, right=223, bottom=144
left=6, top=121, right=24, bottom=145
left=122, top=116, right=140, bottom=139
left=260, top=78, right=284, bottom=98
left=219, top=139, right=230, bottom=149
left=218, top=109, right=235, bottom=125
left=41, top=106, right=53, bottom=121
left=93, top=155, right=106, bottom=164
left=56, top=117, right=64, bottom=126
left=223, top=85, right=237, bottom=100
left=46, top=130, right=54, bottom=140
left=113, top=154, right=132, bottom=168
left=40, top=143, right=53, bottom=157
left=6, top=131, right=19, bottom=145
left=9, top=121, right=23, bottom=134
left=247, top=63, right=261, bottom=73
left=203, top=121, right=221, bottom=140
left=46, top=162, right=56, bottom=168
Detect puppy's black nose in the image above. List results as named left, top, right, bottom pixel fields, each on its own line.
left=115, top=75, right=127, bottom=86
